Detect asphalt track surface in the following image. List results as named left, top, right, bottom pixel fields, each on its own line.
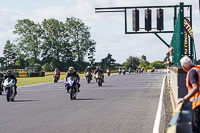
left=0, top=72, right=165, bottom=133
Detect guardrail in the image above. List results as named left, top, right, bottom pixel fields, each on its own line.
left=166, top=102, right=194, bottom=133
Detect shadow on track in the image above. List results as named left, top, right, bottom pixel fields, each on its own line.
left=13, top=99, right=40, bottom=102
left=75, top=98, right=103, bottom=101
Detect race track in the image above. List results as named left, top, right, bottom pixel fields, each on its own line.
left=0, top=72, right=165, bottom=133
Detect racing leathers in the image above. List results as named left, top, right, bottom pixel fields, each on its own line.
left=85, top=68, right=92, bottom=73
left=85, top=68, right=93, bottom=79
left=94, top=69, right=104, bottom=82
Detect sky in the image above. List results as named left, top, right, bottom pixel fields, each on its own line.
left=0, top=0, right=199, bottom=64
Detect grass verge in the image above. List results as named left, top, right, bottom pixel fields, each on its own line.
left=17, top=74, right=85, bottom=87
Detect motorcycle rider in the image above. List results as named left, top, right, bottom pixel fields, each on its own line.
left=53, top=69, right=60, bottom=81
left=57, top=69, right=60, bottom=80
left=94, top=67, right=104, bottom=82
left=122, top=68, right=126, bottom=74
left=118, top=67, right=122, bottom=74
left=0, top=71, right=4, bottom=92
left=85, top=66, right=92, bottom=79
left=128, top=67, right=131, bottom=74
left=107, top=67, right=111, bottom=76
left=85, top=66, right=92, bottom=73
left=4, top=70, right=17, bottom=95
left=65, top=67, right=80, bottom=93
left=141, top=68, right=144, bottom=73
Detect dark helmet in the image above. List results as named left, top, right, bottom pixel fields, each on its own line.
left=96, top=67, right=99, bottom=69
left=6, top=70, right=12, bottom=75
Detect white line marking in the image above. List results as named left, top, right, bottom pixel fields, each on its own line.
left=153, top=75, right=167, bottom=133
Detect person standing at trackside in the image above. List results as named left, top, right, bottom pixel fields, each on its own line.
left=4, top=70, right=18, bottom=94
left=178, top=56, right=200, bottom=130
left=65, top=67, right=80, bottom=93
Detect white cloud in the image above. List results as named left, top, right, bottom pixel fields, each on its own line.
left=0, top=0, right=200, bottom=64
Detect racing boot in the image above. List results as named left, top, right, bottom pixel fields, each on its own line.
left=66, top=87, right=69, bottom=93
left=77, top=84, right=80, bottom=92
left=15, top=85, right=17, bottom=95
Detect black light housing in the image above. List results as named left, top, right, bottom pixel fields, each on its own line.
left=132, top=9, right=139, bottom=31
left=145, top=9, right=152, bottom=31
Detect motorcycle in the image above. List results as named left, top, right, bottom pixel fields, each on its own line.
left=53, top=73, right=59, bottom=83
left=129, top=69, right=131, bottom=74
left=107, top=69, right=111, bottom=76
left=95, top=72, right=103, bottom=86
left=118, top=69, right=122, bottom=75
left=3, top=78, right=16, bottom=102
left=122, top=69, right=126, bottom=75
left=85, top=71, right=92, bottom=83
left=66, top=77, right=78, bottom=100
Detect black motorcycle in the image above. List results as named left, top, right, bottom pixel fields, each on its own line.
left=123, top=69, right=126, bottom=75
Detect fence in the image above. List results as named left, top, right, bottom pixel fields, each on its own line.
left=11, top=72, right=45, bottom=77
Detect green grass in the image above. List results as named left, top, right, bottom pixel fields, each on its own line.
left=17, top=74, right=85, bottom=87
left=16, top=72, right=117, bottom=87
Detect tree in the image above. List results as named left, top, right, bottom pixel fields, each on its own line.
left=138, top=61, right=150, bottom=71
left=141, top=55, right=147, bottom=62
left=41, top=18, right=70, bottom=69
left=13, top=19, right=43, bottom=63
left=138, top=55, right=149, bottom=71
left=149, top=61, right=166, bottom=69
left=42, top=62, right=56, bottom=72
left=101, top=53, right=116, bottom=71
left=0, top=57, right=5, bottom=70
left=3, top=40, right=17, bottom=69
left=123, top=56, right=140, bottom=70
left=88, top=44, right=96, bottom=66
left=65, top=17, right=95, bottom=64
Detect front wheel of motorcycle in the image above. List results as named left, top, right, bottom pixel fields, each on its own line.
left=6, top=89, right=10, bottom=102
left=98, top=80, right=102, bottom=86
left=87, top=78, right=90, bottom=83
left=70, top=87, right=74, bottom=100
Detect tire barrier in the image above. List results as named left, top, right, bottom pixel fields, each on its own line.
left=19, top=72, right=28, bottom=77
left=11, top=72, right=45, bottom=77
left=28, top=72, right=45, bottom=77
left=166, top=102, right=194, bottom=133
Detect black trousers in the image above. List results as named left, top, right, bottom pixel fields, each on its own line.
left=195, top=106, right=200, bottom=132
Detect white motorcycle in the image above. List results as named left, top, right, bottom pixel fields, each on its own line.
left=3, top=78, right=16, bottom=102
left=85, top=71, right=92, bottom=83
